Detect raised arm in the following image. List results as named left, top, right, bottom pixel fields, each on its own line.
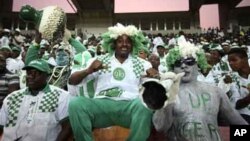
left=68, top=38, right=86, bottom=54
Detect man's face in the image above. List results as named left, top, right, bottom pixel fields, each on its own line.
left=138, top=50, right=148, bottom=60
left=26, top=69, right=48, bottom=90
left=210, top=50, right=221, bottom=62
left=228, top=53, right=244, bottom=72
left=173, top=58, right=198, bottom=83
left=148, top=55, right=160, bottom=70
left=222, top=45, right=230, bottom=53
left=114, top=34, right=132, bottom=58
left=157, top=46, right=165, bottom=57
left=0, top=54, right=6, bottom=73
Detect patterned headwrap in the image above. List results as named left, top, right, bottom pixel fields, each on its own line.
left=166, top=41, right=208, bottom=71
left=101, top=23, right=146, bottom=56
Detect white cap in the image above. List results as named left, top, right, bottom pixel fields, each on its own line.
left=3, top=29, right=10, bottom=33
left=15, top=28, right=21, bottom=32
left=221, top=42, right=229, bottom=46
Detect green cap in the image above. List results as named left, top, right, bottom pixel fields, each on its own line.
left=23, top=59, right=51, bottom=74
left=19, top=5, right=42, bottom=24
left=12, top=46, right=22, bottom=52
left=209, top=44, right=223, bottom=51
left=0, top=45, right=12, bottom=52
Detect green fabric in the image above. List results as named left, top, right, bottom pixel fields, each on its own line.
left=98, top=87, right=123, bottom=97
left=25, top=44, right=40, bottom=65
left=19, top=5, right=42, bottom=24
left=86, top=79, right=95, bottom=98
left=38, top=89, right=60, bottom=112
left=69, top=97, right=153, bottom=141
left=69, top=38, right=86, bottom=54
left=25, top=38, right=86, bottom=67
left=73, top=51, right=92, bottom=69
left=79, top=86, right=84, bottom=96
left=11, top=46, right=22, bottom=52
left=166, top=46, right=208, bottom=72
left=23, top=59, right=51, bottom=74
left=6, top=91, right=25, bottom=127
left=0, top=45, right=12, bottom=52
left=101, top=25, right=146, bottom=57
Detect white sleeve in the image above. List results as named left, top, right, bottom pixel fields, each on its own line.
left=0, top=99, right=9, bottom=126
left=70, top=57, right=98, bottom=84
left=56, top=91, right=72, bottom=122
left=229, top=83, right=241, bottom=108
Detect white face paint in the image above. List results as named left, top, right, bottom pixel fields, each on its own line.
left=173, top=58, right=198, bottom=83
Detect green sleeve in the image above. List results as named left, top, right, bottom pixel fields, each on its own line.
left=25, top=43, right=40, bottom=65
left=69, top=38, right=87, bottom=54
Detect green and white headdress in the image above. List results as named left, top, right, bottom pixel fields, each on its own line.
left=101, top=23, right=145, bottom=56
left=166, top=41, right=208, bottom=71
left=19, top=5, right=66, bottom=42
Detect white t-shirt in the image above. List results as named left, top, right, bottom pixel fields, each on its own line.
left=0, top=85, right=71, bottom=141
left=6, top=57, right=25, bottom=74
left=76, top=54, right=152, bottom=101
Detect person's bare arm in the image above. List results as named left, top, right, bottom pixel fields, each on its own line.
left=68, top=59, right=104, bottom=85
left=153, top=103, right=175, bottom=132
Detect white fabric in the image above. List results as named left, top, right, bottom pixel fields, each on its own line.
left=77, top=54, right=152, bottom=100
left=159, top=55, right=168, bottom=74
left=0, top=85, right=71, bottom=141
left=152, top=36, right=164, bottom=54
left=6, top=57, right=25, bottom=74
left=68, top=67, right=96, bottom=98
left=230, top=73, right=250, bottom=116
left=0, top=36, right=10, bottom=47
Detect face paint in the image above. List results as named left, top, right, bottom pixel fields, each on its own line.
left=56, top=50, right=70, bottom=66
left=173, top=58, right=198, bottom=83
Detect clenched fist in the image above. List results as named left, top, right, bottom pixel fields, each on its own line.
left=86, top=59, right=107, bottom=74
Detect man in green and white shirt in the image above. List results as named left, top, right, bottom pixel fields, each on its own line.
left=68, top=24, right=159, bottom=141
left=0, top=59, right=72, bottom=141
left=156, top=43, right=169, bottom=74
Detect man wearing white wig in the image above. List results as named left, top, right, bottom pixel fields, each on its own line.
left=153, top=41, right=248, bottom=141
left=68, top=23, right=158, bottom=141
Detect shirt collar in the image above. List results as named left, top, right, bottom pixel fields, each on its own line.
left=25, top=84, right=51, bottom=95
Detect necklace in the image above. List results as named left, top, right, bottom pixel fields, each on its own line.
left=48, top=66, right=68, bottom=85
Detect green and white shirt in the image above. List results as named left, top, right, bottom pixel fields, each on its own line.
left=0, top=84, right=71, bottom=141
left=230, top=73, right=250, bottom=116
left=68, top=51, right=95, bottom=98
left=77, top=54, right=152, bottom=100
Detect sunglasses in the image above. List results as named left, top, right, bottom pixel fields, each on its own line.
left=174, top=58, right=196, bottom=67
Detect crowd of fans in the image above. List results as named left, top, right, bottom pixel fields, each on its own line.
left=0, top=25, right=250, bottom=140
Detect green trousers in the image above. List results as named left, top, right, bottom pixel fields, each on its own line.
left=68, top=97, right=153, bottom=141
